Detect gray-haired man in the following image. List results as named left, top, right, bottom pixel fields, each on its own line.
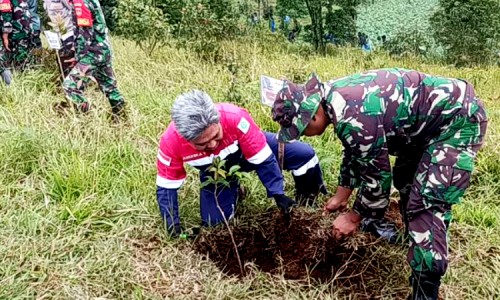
left=156, top=90, right=327, bottom=237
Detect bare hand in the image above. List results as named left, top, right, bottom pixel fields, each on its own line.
left=332, top=211, right=362, bottom=240
left=64, top=57, right=76, bottom=64
left=2, top=34, right=10, bottom=51
left=323, top=186, right=353, bottom=215
left=323, top=196, right=348, bottom=213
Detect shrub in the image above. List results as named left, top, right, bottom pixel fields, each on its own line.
left=116, top=0, right=170, bottom=56
left=382, top=29, right=433, bottom=58
left=431, top=0, right=500, bottom=66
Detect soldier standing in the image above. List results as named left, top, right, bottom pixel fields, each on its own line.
left=271, top=68, right=488, bottom=300
left=62, top=0, right=125, bottom=120
left=0, top=13, right=12, bottom=85
left=1, top=0, right=34, bottom=74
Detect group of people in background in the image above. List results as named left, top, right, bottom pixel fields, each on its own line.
left=249, top=11, right=301, bottom=43
left=1, top=0, right=126, bottom=121
left=248, top=11, right=383, bottom=52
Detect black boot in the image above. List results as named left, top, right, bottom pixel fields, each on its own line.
left=1, top=69, right=12, bottom=86
left=111, top=101, right=127, bottom=123
left=399, top=184, right=411, bottom=240
left=409, top=272, right=441, bottom=300
left=360, top=217, right=402, bottom=244
left=293, top=164, right=327, bottom=207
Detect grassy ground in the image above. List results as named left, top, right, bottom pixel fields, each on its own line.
left=0, top=35, right=499, bottom=299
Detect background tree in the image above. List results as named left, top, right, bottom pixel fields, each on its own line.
left=305, top=0, right=325, bottom=54
left=324, top=0, right=358, bottom=45
left=116, top=0, right=170, bottom=56
left=276, top=0, right=308, bottom=18
left=100, top=0, right=118, bottom=31
left=431, top=0, right=500, bottom=66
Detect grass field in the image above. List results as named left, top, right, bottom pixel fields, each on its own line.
left=0, top=34, right=499, bottom=299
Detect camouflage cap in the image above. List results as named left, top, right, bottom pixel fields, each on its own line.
left=272, top=73, right=324, bottom=142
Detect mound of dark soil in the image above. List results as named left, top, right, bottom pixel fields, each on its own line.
left=193, top=202, right=407, bottom=295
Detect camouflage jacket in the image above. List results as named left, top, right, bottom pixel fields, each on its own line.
left=44, top=0, right=75, bottom=58
left=27, top=0, right=40, bottom=32
left=44, top=0, right=74, bottom=36
left=71, top=0, right=111, bottom=65
left=0, top=0, right=33, bottom=36
left=324, top=68, right=486, bottom=218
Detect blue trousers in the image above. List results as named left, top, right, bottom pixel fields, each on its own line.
left=199, top=132, right=325, bottom=226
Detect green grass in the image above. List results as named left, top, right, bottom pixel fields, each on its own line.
left=0, top=34, right=499, bottom=299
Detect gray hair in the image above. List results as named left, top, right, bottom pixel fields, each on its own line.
left=171, top=90, right=220, bottom=141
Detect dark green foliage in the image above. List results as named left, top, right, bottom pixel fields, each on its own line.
left=305, top=0, right=325, bottom=53
left=100, top=0, right=118, bottom=31
left=37, top=0, right=49, bottom=30
left=276, top=0, right=308, bottom=18
left=431, top=0, right=500, bottom=66
left=382, top=29, right=432, bottom=58
left=324, top=2, right=357, bottom=45
left=116, top=0, right=169, bottom=56
left=156, top=0, right=186, bottom=31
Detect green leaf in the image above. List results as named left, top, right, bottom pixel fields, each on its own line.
left=228, top=165, right=241, bottom=175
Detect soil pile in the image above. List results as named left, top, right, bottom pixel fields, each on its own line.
left=194, top=203, right=405, bottom=289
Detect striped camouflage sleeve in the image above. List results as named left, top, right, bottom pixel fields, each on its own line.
left=337, top=116, right=392, bottom=219
left=338, top=142, right=361, bottom=189
left=0, top=4, right=13, bottom=34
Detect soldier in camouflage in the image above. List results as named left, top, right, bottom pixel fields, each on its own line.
left=271, top=68, right=488, bottom=300
left=0, top=16, right=11, bottom=85
left=62, top=0, right=125, bottom=119
left=0, top=0, right=34, bottom=70
left=28, top=0, right=41, bottom=48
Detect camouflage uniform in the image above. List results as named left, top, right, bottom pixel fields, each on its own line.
left=63, top=0, right=125, bottom=113
left=0, top=17, right=6, bottom=74
left=272, top=68, right=488, bottom=278
left=28, top=0, right=41, bottom=48
left=0, top=0, right=34, bottom=69
left=0, top=15, right=11, bottom=85
left=43, top=0, right=80, bottom=78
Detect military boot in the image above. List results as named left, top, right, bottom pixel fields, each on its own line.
left=111, top=101, right=127, bottom=123
left=409, top=272, right=441, bottom=300
left=1, top=69, right=12, bottom=86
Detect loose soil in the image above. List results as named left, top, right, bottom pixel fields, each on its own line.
left=193, top=201, right=408, bottom=297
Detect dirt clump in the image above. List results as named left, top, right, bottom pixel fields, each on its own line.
left=194, top=207, right=404, bottom=283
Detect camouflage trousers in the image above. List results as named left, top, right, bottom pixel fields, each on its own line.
left=0, top=34, right=34, bottom=70
left=63, top=62, right=125, bottom=107
left=0, top=46, right=6, bottom=74
left=393, top=96, right=487, bottom=277
left=58, top=36, right=77, bottom=79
